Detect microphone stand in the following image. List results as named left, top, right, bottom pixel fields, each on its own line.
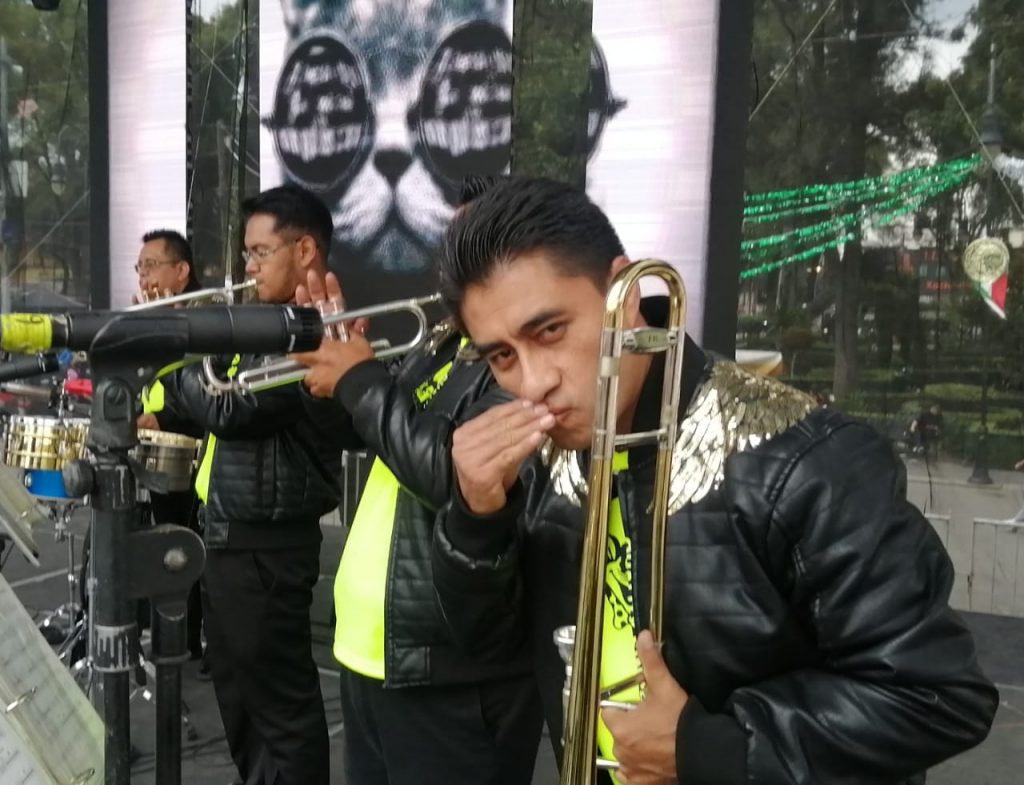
left=62, top=316, right=205, bottom=785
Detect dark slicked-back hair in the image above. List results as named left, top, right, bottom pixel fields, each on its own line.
left=142, top=229, right=200, bottom=289
left=439, top=176, right=625, bottom=320
left=458, top=174, right=507, bottom=207
left=241, top=183, right=334, bottom=258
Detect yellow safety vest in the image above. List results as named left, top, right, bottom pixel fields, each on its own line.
left=597, top=451, right=640, bottom=783
left=333, top=347, right=463, bottom=679
left=194, top=355, right=242, bottom=504
left=141, top=360, right=193, bottom=415
left=142, top=380, right=165, bottom=414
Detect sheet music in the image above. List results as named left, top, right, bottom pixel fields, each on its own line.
left=0, top=714, right=51, bottom=785
left=0, top=574, right=102, bottom=785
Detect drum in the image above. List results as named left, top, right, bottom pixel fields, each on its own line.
left=1, top=416, right=90, bottom=502
left=131, top=429, right=200, bottom=492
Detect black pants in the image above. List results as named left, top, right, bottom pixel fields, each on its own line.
left=339, top=665, right=543, bottom=785
left=203, top=546, right=329, bottom=785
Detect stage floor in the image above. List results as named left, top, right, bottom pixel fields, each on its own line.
left=4, top=521, right=1021, bottom=785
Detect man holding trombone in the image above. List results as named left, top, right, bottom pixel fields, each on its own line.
left=428, top=177, right=997, bottom=785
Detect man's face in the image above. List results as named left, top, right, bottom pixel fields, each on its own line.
left=460, top=251, right=640, bottom=450
left=137, top=239, right=189, bottom=297
left=243, top=213, right=314, bottom=304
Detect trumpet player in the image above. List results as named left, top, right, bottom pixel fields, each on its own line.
left=430, top=177, right=997, bottom=785
left=133, top=228, right=202, bottom=304
left=289, top=175, right=543, bottom=785
left=133, top=228, right=206, bottom=661
left=157, top=184, right=350, bottom=785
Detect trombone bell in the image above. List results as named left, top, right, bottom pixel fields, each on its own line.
left=556, top=260, right=687, bottom=785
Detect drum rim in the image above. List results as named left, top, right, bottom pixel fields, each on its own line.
left=135, top=429, right=201, bottom=450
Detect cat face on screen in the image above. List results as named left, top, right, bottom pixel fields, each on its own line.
left=271, top=0, right=624, bottom=277
left=271, top=0, right=513, bottom=275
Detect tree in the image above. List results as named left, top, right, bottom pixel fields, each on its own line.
left=746, top=0, right=930, bottom=395
left=189, top=0, right=259, bottom=288
left=509, top=0, right=592, bottom=187
left=904, top=0, right=1024, bottom=389
left=0, top=0, right=89, bottom=303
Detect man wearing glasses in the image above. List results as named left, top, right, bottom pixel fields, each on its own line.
left=133, top=229, right=202, bottom=304
left=156, top=185, right=351, bottom=785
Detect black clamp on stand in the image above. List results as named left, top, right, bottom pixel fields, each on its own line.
left=62, top=317, right=204, bottom=785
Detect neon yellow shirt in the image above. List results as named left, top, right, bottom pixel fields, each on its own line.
left=333, top=350, right=462, bottom=678
left=194, top=355, right=241, bottom=504
left=598, top=451, right=640, bottom=783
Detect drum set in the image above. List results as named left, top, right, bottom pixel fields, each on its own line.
left=0, top=380, right=202, bottom=726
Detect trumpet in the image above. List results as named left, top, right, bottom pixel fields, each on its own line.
left=201, top=293, right=443, bottom=395
left=554, top=260, right=686, bottom=784
left=125, top=279, right=257, bottom=310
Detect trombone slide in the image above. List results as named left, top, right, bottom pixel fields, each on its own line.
left=556, top=260, right=687, bottom=785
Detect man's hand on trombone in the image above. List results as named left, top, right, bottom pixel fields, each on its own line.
left=289, top=270, right=371, bottom=398
left=602, top=630, right=688, bottom=785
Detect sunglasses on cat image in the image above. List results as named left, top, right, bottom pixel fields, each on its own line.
left=264, top=20, right=626, bottom=194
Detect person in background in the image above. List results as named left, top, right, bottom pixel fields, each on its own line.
left=1013, top=458, right=1024, bottom=523
left=133, top=228, right=202, bottom=304
left=909, top=402, right=944, bottom=457
left=157, top=185, right=350, bottom=785
left=289, top=175, right=542, bottom=785
left=133, top=229, right=207, bottom=663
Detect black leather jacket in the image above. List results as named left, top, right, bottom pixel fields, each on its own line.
left=157, top=357, right=348, bottom=549
left=332, top=328, right=531, bottom=687
left=433, top=327, right=997, bottom=784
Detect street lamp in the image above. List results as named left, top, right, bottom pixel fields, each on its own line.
left=981, top=41, right=1003, bottom=161
left=967, top=43, right=1002, bottom=486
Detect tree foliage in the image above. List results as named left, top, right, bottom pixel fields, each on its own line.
left=0, top=0, right=89, bottom=303
left=510, top=0, right=592, bottom=187
left=744, top=0, right=1023, bottom=406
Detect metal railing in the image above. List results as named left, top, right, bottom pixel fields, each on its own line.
left=965, top=517, right=1024, bottom=617
left=321, top=451, right=371, bottom=528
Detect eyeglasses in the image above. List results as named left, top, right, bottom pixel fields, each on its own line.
left=240, top=239, right=298, bottom=265
left=134, top=259, right=179, bottom=275
left=263, top=21, right=625, bottom=194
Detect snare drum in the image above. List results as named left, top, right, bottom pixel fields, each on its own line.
left=131, top=429, right=201, bottom=492
left=1, top=416, right=90, bottom=501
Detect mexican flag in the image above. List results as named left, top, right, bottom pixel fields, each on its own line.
left=977, top=271, right=1008, bottom=320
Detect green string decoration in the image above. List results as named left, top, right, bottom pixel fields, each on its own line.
left=744, top=156, right=978, bottom=211
left=739, top=161, right=976, bottom=280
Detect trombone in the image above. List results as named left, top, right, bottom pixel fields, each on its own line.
left=125, top=279, right=257, bottom=310
left=201, top=293, right=443, bottom=394
left=554, top=260, right=686, bottom=785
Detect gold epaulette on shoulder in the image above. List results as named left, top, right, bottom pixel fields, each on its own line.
left=544, top=361, right=816, bottom=514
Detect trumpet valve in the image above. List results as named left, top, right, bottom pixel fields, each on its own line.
left=318, top=300, right=349, bottom=343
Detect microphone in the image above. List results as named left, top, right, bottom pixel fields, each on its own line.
left=0, top=306, right=324, bottom=355
left=0, top=353, right=60, bottom=383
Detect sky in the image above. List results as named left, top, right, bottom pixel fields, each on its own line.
left=194, top=0, right=236, bottom=20
left=896, top=0, right=977, bottom=82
